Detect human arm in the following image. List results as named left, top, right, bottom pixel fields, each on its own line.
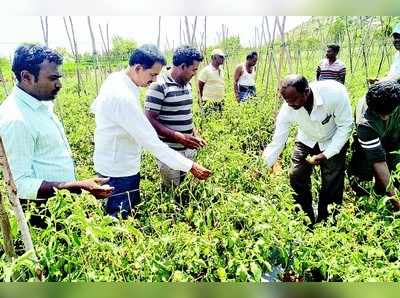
left=37, top=178, right=113, bottom=199
left=372, top=161, right=394, bottom=196
left=112, top=94, right=210, bottom=179
left=316, top=65, right=321, bottom=81
left=338, top=67, right=346, bottom=84
left=262, top=104, right=292, bottom=168
left=145, top=110, right=206, bottom=149
left=198, top=80, right=205, bottom=107
left=233, top=65, right=243, bottom=102
left=145, top=83, right=206, bottom=149
left=322, top=89, right=353, bottom=159
left=1, top=121, right=112, bottom=200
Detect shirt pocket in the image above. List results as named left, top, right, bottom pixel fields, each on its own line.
left=319, top=113, right=336, bottom=136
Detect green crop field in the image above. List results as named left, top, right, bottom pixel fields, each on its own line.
left=1, top=16, right=400, bottom=282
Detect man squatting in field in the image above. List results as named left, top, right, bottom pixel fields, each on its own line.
left=0, top=44, right=113, bottom=227
left=263, top=74, right=353, bottom=224
left=349, top=80, right=400, bottom=211
left=91, top=44, right=211, bottom=219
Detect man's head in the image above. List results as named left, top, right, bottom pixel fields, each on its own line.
left=128, top=44, right=166, bottom=87
left=366, top=80, right=400, bottom=120
left=392, top=23, right=400, bottom=51
left=325, top=44, right=340, bottom=60
left=246, top=51, right=258, bottom=67
left=279, top=74, right=311, bottom=110
left=172, top=46, right=203, bottom=85
left=12, top=44, right=63, bottom=101
left=211, top=48, right=225, bottom=67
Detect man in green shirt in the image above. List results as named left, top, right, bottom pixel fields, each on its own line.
left=0, top=44, right=113, bottom=225
left=349, top=80, right=400, bottom=210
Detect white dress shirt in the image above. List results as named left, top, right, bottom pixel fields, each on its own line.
left=263, top=80, right=353, bottom=167
left=387, top=51, right=400, bottom=81
left=91, top=71, right=193, bottom=177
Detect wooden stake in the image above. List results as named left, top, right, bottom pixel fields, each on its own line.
left=0, top=137, right=43, bottom=281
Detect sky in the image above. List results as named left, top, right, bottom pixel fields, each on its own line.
left=0, top=16, right=310, bottom=58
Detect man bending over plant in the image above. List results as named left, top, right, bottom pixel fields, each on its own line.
left=349, top=80, right=400, bottom=211
left=262, top=75, right=353, bottom=224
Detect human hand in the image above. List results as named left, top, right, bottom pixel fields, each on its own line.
left=177, top=132, right=207, bottom=149
left=78, top=177, right=114, bottom=199
left=305, top=153, right=327, bottom=165
left=190, top=162, right=212, bottom=180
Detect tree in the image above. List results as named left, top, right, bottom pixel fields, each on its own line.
left=110, top=36, right=137, bottom=60
left=218, top=35, right=241, bottom=58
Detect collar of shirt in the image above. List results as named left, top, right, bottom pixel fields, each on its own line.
left=14, top=86, right=52, bottom=112
left=120, top=71, right=140, bottom=99
left=308, top=84, right=325, bottom=121
left=164, top=71, right=191, bottom=88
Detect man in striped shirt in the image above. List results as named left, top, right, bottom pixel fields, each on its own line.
left=349, top=80, right=400, bottom=210
left=145, top=46, right=207, bottom=188
left=316, top=44, right=346, bottom=84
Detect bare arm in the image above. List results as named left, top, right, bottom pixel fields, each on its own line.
left=316, top=66, right=321, bottom=81
left=145, top=110, right=206, bottom=149
left=372, top=161, right=394, bottom=196
left=37, top=177, right=113, bottom=200
left=233, top=65, right=243, bottom=102
left=198, top=80, right=205, bottom=109
left=198, top=80, right=205, bottom=100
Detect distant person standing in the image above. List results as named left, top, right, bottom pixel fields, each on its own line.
left=234, top=51, right=258, bottom=102
left=316, top=44, right=346, bottom=84
left=198, top=48, right=225, bottom=114
left=383, top=23, right=400, bottom=81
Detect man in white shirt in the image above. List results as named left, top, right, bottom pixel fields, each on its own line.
left=91, top=44, right=211, bottom=219
left=370, top=23, right=400, bottom=83
left=386, top=23, right=400, bottom=81
left=262, top=74, right=353, bottom=224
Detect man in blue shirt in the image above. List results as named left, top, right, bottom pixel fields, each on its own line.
left=0, top=45, right=112, bottom=224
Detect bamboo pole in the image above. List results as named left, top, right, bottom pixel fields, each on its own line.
left=0, top=191, right=15, bottom=262
left=63, top=16, right=82, bottom=96
left=87, top=16, right=99, bottom=94
left=0, top=137, right=43, bottom=281
left=99, top=24, right=112, bottom=73
left=345, top=17, right=354, bottom=74
left=40, top=16, right=49, bottom=47
left=157, top=16, right=162, bottom=48
left=184, top=16, right=191, bottom=46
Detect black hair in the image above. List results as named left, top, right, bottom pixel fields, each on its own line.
left=129, top=44, right=166, bottom=69
left=172, top=46, right=203, bottom=67
left=327, top=44, right=340, bottom=54
left=366, top=80, right=400, bottom=115
left=280, top=74, right=309, bottom=94
left=246, top=51, right=258, bottom=60
left=12, top=44, right=63, bottom=82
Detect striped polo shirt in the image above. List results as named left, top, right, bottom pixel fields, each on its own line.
left=145, top=72, right=193, bottom=151
left=317, top=58, right=346, bottom=82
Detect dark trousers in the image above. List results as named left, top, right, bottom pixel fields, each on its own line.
left=98, top=173, right=141, bottom=219
left=20, top=199, right=48, bottom=229
left=289, top=142, right=347, bottom=223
